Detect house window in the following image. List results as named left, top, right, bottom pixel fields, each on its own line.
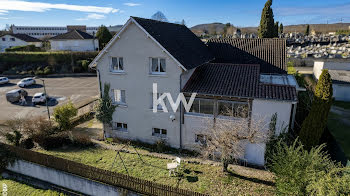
left=1, top=38, right=5, bottom=41
left=113, top=89, right=126, bottom=104
left=152, top=128, right=167, bottom=138
left=195, top=134, right=207, bottom=145
left=218, top=101, right=249, bottom=118
left=10, top=38, right=15, bottom=41
left=112, top=122, right=128, bottom=132
left=187, top=98, right=214, bottom=115
left=110, top=57, right=124, bottom=72
left=150, top=58, right=166, bottom=74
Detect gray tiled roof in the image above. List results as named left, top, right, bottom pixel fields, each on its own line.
left=328, top=70, right=350, bottom=85
left=132, top=17, right=214, bottom=70
left=206, top=38, right=287, bottom=74
left=50, top=30, right=94, bottom=40
left=2, top=34, right=41, bottom=42
left=182, top=63, right=297, bottom=101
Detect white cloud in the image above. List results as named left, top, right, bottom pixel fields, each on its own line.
left=123, top=3, right=141, bottom=7
left=76, top=13, right=106, bottom=21
left=0, top=10, right=9, bottom=15
left=0, top=0, right=119, bottom=14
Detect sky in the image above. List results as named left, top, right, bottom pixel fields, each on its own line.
left=0, top=0, right=350, bottom=29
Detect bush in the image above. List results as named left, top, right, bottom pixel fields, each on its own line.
left=0, top=51, right=97, bottom=73
left=0, top=143, right=17, bottom=173
left=5, top=45, right=42, bottom=52
left=39, top=132, right=71, bottom=150
left=20, top=138, right=34, bottom=149
left=155, top=139, right=168, bottom=153
left=70, top=132, right=94, bottom=147
left=5, top=130, right=22, bottom=146
left=269, top=139, right=350, bottom=195
left=53, top=101, right=78, bottom=131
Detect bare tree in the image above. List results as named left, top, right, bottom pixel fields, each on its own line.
left=197, top=108, right=269, bottom=172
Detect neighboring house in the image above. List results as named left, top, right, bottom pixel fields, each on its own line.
left=0, top=34, right=42, bottom=52
left=314, top=61, right=350, bottom=101
left=49, top=30, right=98, bottom=51
left=90, top=17, right=302, bottom=166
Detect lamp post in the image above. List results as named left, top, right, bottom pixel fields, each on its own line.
left=34, top=77, right=50, bottom=120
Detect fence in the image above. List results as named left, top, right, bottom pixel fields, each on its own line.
left=2, top=143, right=208, bottom=196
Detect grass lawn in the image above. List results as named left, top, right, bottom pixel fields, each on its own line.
left=328, top=112, right=350, bottom=160
left=36, top=146, right=275, bottom=196
left=0, top=179, right=65, bottom=196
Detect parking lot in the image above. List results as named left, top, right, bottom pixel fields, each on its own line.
left=0, top=76, right=99, bottom=123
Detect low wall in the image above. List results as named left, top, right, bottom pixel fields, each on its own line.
left=288, top=57, right=350, bottom=67
left=5, top=160, right=138, bottom=196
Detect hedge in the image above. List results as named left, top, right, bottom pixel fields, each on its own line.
left=0, top=51, right=98, bottom=74
left=5, top=45, right=43, bottom=52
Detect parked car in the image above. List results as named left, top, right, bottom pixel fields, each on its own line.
left=6, top=89, right=28, bottom=103
left=17, top=78, right=36, bottom=88
left=0, top=77, right=9, bottom=85
left=32, top=92, right=48, bottom=104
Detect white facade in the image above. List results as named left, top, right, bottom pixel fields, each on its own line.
left=12, top=25, right=99, bottom=39
left=94, top=18, right=296, bottom=166
left=314, top=61, right=350, bottom=101
left=0, top=34, right=42, bottom=52
left=49, top=39, right=98, bottom=51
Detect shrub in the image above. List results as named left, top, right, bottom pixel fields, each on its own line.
left=299, top=69, right=333, bottom=150
left=96, top=83, right=116, bottom=126
left=5, top=45, right=42, bottom=52
left=155, top=139, right=168, bottom=153
left=39, top=132, right=71, bottom=150
left=5, top=130, right=22, bottom=146
left=269, top=139, right=349, bottom=195
left=43, top=66, right=53, bottom=75
left=53, top=101, right=78, bottom=131
left=0, top=143, right=17, bottom=173
left=20, top=138, right=34, bottom=149
left=70, top=132, right=94, bottom=147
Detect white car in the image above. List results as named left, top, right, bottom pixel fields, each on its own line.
left=0, top=77, right=9, bottom=85
left=17, top=78, right=36, bottom=88
left=32, top=92, right=48, bottom=104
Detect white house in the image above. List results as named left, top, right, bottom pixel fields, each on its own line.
left=0, top=34, right=42, bottom=52
left=90, top=17, right=301, bottom=166
left=314, top=61, right=350, bottom=101
left=49, top=30, right=98, bottom=51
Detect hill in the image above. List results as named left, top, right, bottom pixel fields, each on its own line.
left=190, top=23, right=350, bottom=35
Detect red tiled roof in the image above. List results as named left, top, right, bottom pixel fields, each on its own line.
left=182, top=63, right=297, bottom=101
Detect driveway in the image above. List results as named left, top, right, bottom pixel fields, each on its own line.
left=0, top=76, right=99, bottom=123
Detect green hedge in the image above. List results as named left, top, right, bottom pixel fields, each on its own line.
left=5, top=45, right=43, bottom=52
left=0, top=51, right=98, bottom=74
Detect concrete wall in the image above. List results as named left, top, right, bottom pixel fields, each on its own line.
left=97, top=22, right=184, bottom=148
left=0, top=35, right=42, bottom=52
left=50, top=39, right=98, bottom=51
left=5, top=160, right=139, bottom=196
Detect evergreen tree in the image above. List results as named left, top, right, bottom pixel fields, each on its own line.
left=305, top=24, right=310, bottom=36
left=258, top=0, right=275, bottom=38
left=279, top=23, right=283, bottom=34
left=96, top=83, right=117, bottom=126
left=299, top=70, right=333, bottom=150
left=96, top=25, right=112, bottom=49
left=274, top=21, right=279, bottom=37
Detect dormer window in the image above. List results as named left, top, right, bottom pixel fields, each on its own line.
left=110, top=57, right=124, bottom=72
left=150, top=58, right=166, bottom=74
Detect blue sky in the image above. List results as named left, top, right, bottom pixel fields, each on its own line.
left=0, top=0, right=350, bottom=29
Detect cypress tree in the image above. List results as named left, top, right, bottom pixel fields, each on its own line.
left=279, top=23, right=283, bottom=34
left=299, top=70, right=333, bottom=150
left=258, top=0, right=275, bottom=38
left=96, top=25, right=112, bottom=49
left=274, top=21, right=279, bottom=37
left=305, top=24, right=310, bottom=36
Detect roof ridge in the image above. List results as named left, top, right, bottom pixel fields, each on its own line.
left=131, top=16, right=185, bottom=26
left=74, top=29, right=85, bottom=39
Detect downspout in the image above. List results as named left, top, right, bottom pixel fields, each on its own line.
left=290, top=101, right=297, bottom=131
left=179, top=73, right=183, bottom=149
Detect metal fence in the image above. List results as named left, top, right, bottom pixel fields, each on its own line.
left=3, top=143, right=208, bottom=196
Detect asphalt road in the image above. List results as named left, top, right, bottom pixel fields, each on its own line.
left=0, top=76, right=99, bottom=123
